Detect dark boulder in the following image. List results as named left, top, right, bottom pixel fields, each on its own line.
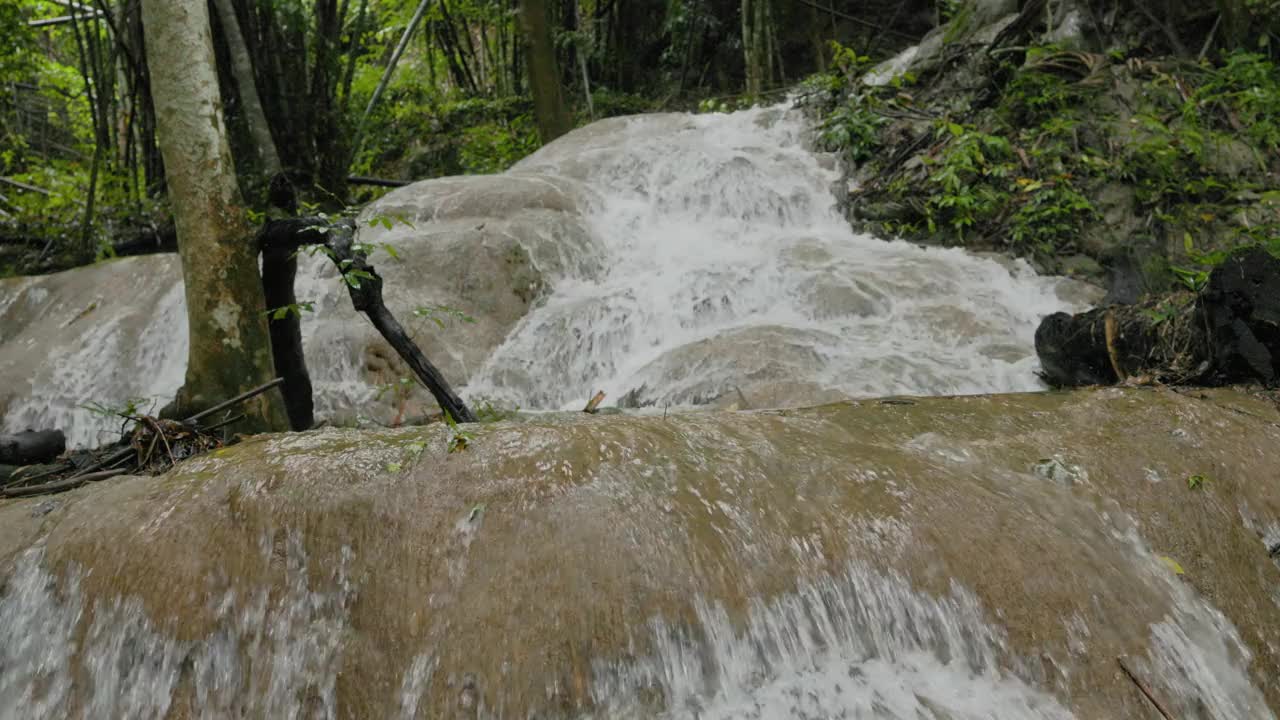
left=1036, top=247, right=1280, bottom=388
left=0, top=430, right=66, bottom=466
left=1202, top=248, right=1280, bottom=386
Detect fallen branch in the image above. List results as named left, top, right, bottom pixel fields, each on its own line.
left=0, top=382, right=286, bottom=499
left=583, top=391, right=606, bottom=414
left=1117, top=657, right=1176, bottom=720
left=0, top=176, right=53, bottom=195
left=258, top=218, right=476, bottom=423
left=2, top=469, right=125, bottom=498
left=347, top=175, right=410, bottom=188
left=184, top=377, right=285, bottom=426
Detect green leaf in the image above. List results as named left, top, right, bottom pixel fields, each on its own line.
left=385, top=462, right=402, bottom=473
left=1157, top=555, right=1185, bottom=575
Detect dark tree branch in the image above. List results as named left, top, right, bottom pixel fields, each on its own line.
left=258, top=217, right=477, bottom=424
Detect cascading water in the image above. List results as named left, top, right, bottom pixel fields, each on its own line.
left=465, top=104, right=1090, bottom=410
left=1, top=101, right=1090, bottom=448
left=13, top=103, right=1274, bottom=720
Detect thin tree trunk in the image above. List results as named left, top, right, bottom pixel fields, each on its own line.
left=339, top=0, right=370, bottom=113
left=310, top=0, right=347, bottom=200
left=141, top=0, right=289, bottom=432
left=518, top=0, right=571, bottom=143
left=439, top=0, right=480, bottom=93
left=742, top=0, right=762, bottom=96
left=212, top=0, right=282, bottom=176
left=355, top=0, right=432, bottom=153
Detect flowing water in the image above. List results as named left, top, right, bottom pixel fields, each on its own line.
left=465, top=104, right=1088, bottom=410
left=2, top=388, right=1279, bottom=719
left=2, top=102, right=1088, bottom=446
left=6, top=104, right=1273, bottom=719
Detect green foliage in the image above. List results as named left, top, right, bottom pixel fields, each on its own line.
left=80, top=396, right=148, bottom=419
left=473, top=399, right=518, bottom=423
left=820, top=94, right=886, bottom=164
left=828, top=40, right=872, bottom=79
left=265, top=301, right=315, bottom=320
left=1189, top=51, right=1280, bottom=152
left=457, top=116, right=540, bottom=174
left=923, top=123, right=1013, bottom=239
left=444, top=411, right=473, bottom=453
left=1009, top=177, right=1097, bottom=255
left=1187, top=473, right=1209, bottom=490
left=819, top=42, right=1280, bottom=272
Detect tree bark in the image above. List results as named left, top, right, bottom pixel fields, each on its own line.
left=211, top=0, right=282, bottom=177
left=518, top=0, right=572, bottom=143
left=141, top=0, right=288, bottom=433
left=1214, top=0, right=1248, bottom=50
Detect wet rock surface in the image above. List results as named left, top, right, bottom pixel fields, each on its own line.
left=1, top=388, right=1278, bottom=718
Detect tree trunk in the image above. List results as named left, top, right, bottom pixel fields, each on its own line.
left=1215, top=0, right=1248, bottom=50
left=211, top=0, right=282, bottom=177
left=141, top=0, right=288, bottom=433
left=741, top=0, right=767, bottom=96
left=518, top=0, right=572, bottom=143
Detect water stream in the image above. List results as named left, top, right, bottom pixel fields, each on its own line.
left=465, top=104, right=1088, bottom=409
left=7, top=104, right=1271, bottom=719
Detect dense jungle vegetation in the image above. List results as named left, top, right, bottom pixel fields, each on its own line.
left=2, top=0, right=1279, bottom=292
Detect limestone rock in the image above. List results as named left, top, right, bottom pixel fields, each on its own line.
left=1, top=389, right=1277, bottom=717
left=0, top=170, right=601, bottom=444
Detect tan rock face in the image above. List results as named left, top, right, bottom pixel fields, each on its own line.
left=0, top=170, right=600, bottom=444
left=1, top=388, right=1277, bottom=718
left=0, top=256, right=188, bottom=448
left=300, top=171, right=601, bottom=425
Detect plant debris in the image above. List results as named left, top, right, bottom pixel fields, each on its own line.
left=1, top=378, right=283, bottom=499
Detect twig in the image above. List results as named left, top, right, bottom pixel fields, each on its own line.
left=184, top=377, right=285, bottom=426
left=1104, top=310, right=1126, bottom=382
left=1117, top=657, right=1176, bottom=720
left=583, top=391, right=606, bottom=414
left=2, top=463, right=75, bottom=490
left=792, top=0, right=917, bottom=39
left=145, top=416, right=175, bottom=466
left=347, top=175, right=409, bottom=188
left=65, top=446, right=133, bottom=480
left=202, top=413, right=245, bottom=433
left=3, top=469, right=125, bottom=498
left=1198, top=14, right=1221, bottom=61
left=0, top=176, right=53, bottom=195
left=141, top=431, right=159, bottom=467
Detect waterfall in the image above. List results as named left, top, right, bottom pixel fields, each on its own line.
left=465, top=104, right=1088, bottom=410
left=2, top=102, right=1090, bottom=447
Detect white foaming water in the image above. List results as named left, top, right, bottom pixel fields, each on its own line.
left=0, top=533, right=355, bottom=720
left=1, top=280, right=188, bottom=449
left=3, top=102, right=1087, bottom=446
left=6, top=542, right=1270, bottom=719
left=585, top=564, right=1073, bottom=720
left=466, top=104, right=1086, bottom=410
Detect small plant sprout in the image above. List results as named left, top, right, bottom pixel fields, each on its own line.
left=444, top=411, right=474, bottom=453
